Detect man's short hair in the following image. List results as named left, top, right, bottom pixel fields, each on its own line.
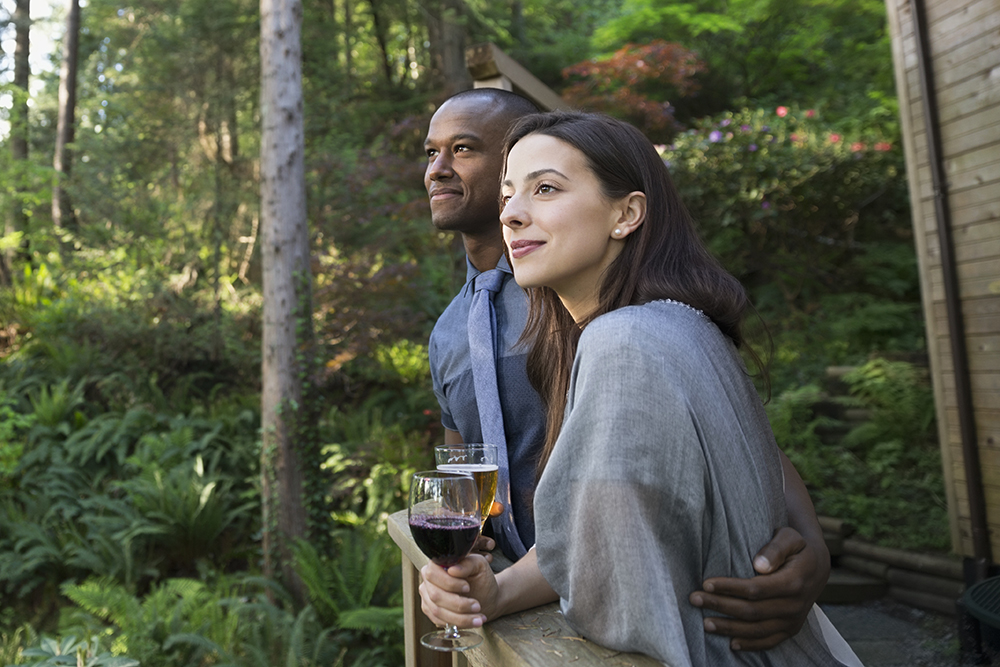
left=447, top=88, right=540, bottom=123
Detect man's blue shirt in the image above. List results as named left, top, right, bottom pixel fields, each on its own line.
left=429, top=255, right=544, bottom=558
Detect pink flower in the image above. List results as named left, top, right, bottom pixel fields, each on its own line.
left=806, top=109, right=816, bottom=118
left=791, top=133, right=800, bottom=142
left=875, top=142, right=892, bottom=151
left=776, top=106, right=789, bottom=118
left=829, top=133, right=842, bottom=143
left=851, top=142, right=865, bottom=152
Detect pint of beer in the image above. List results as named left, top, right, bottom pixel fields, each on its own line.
left=434, top=444, right=499, bottom=527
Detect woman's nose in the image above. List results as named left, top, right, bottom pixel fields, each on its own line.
left=500, top=196, right=525, bottom=228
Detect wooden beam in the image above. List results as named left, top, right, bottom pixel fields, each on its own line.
left=465, top=42, right=570, bottom=112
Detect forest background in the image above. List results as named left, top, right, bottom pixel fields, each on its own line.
left=0, top=0, right=949, bottom=664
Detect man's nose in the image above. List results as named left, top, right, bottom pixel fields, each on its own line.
left=427, top=152, right=454, bottom=180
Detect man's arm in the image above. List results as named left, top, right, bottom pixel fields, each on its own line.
left=444, top=427, right=464, bottom=445
left=689, top=451, right=830, bottom=651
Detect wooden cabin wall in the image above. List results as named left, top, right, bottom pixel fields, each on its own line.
left=884, top=0, right=1000, bottom=558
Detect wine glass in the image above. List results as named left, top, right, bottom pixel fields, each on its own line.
left=434, top=443, right=499, bottom=529
left=408, top=470, right=483, bottom=652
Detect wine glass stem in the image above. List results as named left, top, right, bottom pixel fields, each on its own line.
left=444, top=623, right=462, bottom=639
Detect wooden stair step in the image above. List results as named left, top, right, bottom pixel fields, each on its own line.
left=818, top=567, right=888, bottom=604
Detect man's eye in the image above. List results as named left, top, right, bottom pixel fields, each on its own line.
left=426, top=149, right=438, bottom=159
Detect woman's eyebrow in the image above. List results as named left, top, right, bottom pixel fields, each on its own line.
left=502, top=168, right=569, bottom=188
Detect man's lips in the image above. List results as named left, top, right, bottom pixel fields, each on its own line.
left=508, top=239, right=544, bottom=259
left=429, top=187, right=462, bottom=201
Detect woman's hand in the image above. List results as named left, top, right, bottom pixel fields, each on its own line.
left=418, top=547, right=560, bottom=630
left=419, top=555, right=498, bottom=629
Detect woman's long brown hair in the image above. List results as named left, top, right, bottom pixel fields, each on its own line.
left=501, top=112, right=769, bottom=476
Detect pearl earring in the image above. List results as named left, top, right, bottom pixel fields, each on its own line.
left=614, top=229, right=623, bottom=236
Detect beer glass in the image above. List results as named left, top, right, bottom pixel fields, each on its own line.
left=434, top=444, right=499, bottom=528
left=408, top=470, right=483, bottom=652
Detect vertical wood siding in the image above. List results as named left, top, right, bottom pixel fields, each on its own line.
left=885, top=0, right=1000, bottom=558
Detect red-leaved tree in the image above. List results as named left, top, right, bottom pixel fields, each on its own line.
left=561, top=41, right=706, bottom=142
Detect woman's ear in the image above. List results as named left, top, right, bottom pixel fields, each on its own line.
left=610, top=192, right=646, bottom=240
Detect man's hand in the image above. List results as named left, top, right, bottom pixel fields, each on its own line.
left=689, top=526, right=830, bottom=651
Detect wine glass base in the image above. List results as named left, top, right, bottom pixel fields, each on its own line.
left=421, top=629, right=483, bottom=652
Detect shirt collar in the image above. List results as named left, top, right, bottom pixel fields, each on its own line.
left=462, top=254, right=513, bottom=297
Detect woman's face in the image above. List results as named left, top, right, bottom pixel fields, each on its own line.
left=500, top=133, right=634, bottom=321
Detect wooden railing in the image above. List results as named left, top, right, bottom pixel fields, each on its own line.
left=387, top=510, right=664, bottom=666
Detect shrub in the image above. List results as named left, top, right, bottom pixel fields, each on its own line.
left=661, top=106, right=921, bottom=392
left=768, top=359, right=949, bottom=551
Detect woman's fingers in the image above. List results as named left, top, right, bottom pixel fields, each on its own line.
left=419, top=566, right=487, bottom=629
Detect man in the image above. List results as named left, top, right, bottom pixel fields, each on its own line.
left=423, top=88, right=829, bottom=651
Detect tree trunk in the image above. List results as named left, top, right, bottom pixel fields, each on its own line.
left=511, top=0, right=524, bottom=47
left=427, top=0, right=469, bottom=96
left=367, top=0, right=394, bottom=87
left=260, top=0, right=311, bottom=603
left=52, top=0, right=80, bottom=235
left=2, top=0, right=31, bottom=285
left=344, top=0, right=353, bottom=83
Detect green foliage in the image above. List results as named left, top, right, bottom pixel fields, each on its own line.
left=0, top=402, right=259, bottom=615
left=591, top=0, right=896, bottom=123
left=768, top=360, right=949, bottom=551
left=662, top=106, right=920, bottom=391
left=0, top=624, right=35, bottom=666
left=293, top=535, right=404, bottom=656
left=14, top=635, right=139, bottom=667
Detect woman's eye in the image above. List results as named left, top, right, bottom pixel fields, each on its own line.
left=538, top=184, right=555, bottom=194
left=500, top=195, right=512, bottom=205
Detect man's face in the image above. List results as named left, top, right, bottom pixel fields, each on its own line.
left=423, top=97, right=507, bottom=236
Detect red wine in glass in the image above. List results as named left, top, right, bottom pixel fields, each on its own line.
left=408, top=470, right=483, bottom=652
left=408, top=515, right=481, bottom=568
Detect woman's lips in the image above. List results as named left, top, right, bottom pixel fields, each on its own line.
left=509, top=240, right=544, bottom=259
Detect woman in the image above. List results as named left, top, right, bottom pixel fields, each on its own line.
left=418, top=111, right=862, bottom=666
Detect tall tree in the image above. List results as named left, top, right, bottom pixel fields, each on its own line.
left=52, top=0, right=81, bottom=234
left=260, top=0, right=312, bottom=601
left=427, top=0, right=470, bottom=95
left=1, top=0, right=30, bottom=285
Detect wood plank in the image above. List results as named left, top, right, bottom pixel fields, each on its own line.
left=923, top=219, right=1000, bottom=266
left=914, top=162, right=1000, bottom=204
left=916, top=186, right=1000, bottom=239
left=931, top=294, right=1000, bottom=320
left=387, top=510, right=662, bottom=667
left=936, top=371, right=1000, bottom=409
left=927, top=255, right=1000, bottom=301
left=942, top=407, right=1000, bottom=441
left=934, top=333, right=1000, bottom=370
left=900, top=14, right=1000, bottom=84
left=903, top=43, right=1000, bottom=108
left=927, top=144, right=1000, bottom=187
left=903, top=77, right=1000, bottom=141
left=918, top=196, right=1000, bottom=236
left=465, top=44, right=570, bottom=112
left=898, top=0, right=1000, bottom=59
left=914, top=109, right=1000, bottom=167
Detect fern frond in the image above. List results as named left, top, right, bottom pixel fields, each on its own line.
left=337, top=607, right=403, bottom=635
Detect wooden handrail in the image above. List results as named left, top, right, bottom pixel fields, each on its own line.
left=387, top=509, right=665, bottom=666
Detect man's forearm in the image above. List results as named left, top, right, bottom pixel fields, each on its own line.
left=779, top=451, right=829, bottom=575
